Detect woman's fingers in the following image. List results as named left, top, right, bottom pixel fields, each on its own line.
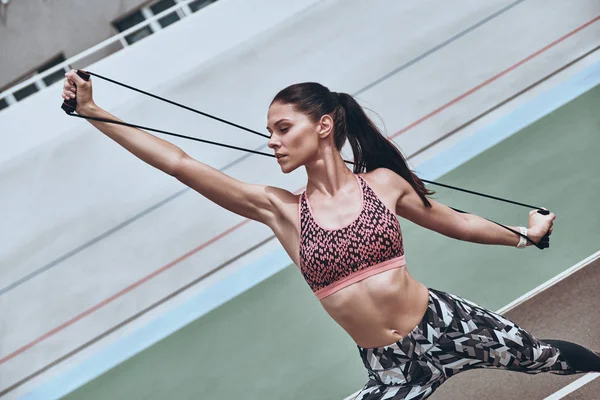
left=63, top=79, right=76, bottom=92
left=62, top=69, right=93, bottom=110
left=65, top=69, right=87, bottom=85
left=61, top=89, right=76, bottom=99
left=62, top=72, right=78, bottom=100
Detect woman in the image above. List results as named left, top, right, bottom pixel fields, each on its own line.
left=62, top=70, right=599, bottom=399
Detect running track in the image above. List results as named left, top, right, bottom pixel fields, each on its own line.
left=1, top=12, right=599, bottom=393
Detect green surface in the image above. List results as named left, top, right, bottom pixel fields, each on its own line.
left=65, top=85, right=600, bottom=400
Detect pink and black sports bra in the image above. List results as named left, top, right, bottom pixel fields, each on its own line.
left=298, top=174, right=405, bottom=299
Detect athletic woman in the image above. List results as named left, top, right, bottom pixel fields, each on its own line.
left=62, top=70, right=600, bottom=399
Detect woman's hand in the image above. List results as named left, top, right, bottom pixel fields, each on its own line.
left=526, top=209, right=555, bottom=245
left=62, top=69, right=95, bottom=113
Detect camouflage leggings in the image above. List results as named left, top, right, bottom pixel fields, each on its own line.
left=355, top=288, right=577, bottom=400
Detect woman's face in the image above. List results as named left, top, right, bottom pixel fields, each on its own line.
left=267, top=102, right=321, bottom=173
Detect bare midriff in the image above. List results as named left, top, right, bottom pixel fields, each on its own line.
left=319, top=265, right=430, bottom=349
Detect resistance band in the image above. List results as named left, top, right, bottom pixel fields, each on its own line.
left=61, top=70, right=551, bottom=249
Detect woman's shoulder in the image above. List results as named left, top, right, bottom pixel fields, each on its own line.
left=265, top=185, right=301, bottom=209
left=360, top=168, right=409, bottom=187
left=359, top=168, right=411, bottom=199
left=260, top=185, right=301, bottom=230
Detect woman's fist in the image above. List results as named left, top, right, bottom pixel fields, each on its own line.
left=527, top=208, right=555, bottom=245
left=62, top=69, right=94, bottom=113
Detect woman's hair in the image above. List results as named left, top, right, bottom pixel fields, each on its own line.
left=271, top=82, right=433, bottom=207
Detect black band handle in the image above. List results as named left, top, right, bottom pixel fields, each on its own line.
left=536, top=208, right=551, bottom=249
left=61, top=70, right=91, bottom=114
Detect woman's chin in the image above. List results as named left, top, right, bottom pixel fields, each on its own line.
left=279, top=162, right=298, bottom=174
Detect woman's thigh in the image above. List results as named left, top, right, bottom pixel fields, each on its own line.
left=428, top=291, right=573, bottom=376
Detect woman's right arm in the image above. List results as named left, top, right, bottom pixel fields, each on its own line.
left=62, top=70, right=285, bottom=225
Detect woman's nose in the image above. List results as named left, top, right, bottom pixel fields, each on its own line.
left=267, top=137, right=279, bottom=149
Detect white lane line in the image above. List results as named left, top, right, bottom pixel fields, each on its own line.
left=498, top=249, right=600, bottom=314
left=343, top=250, right=600, bottom=400
left=544, top=373, right=600, bottom=399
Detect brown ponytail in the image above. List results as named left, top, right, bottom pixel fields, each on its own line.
left=272, top=83, right=433, bottom=207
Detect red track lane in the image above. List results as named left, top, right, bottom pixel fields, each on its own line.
left=0, top=219, right=252, bottom=365
left=390, top=15, right=600, bottom=139
left=2, top=15, right=599, bottom=367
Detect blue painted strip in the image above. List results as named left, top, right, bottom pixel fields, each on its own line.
left=19, top=249, right=291, bottom=400
left=20, top=63, right=600, bottom=400
left=416, top=61, right=600, bottom=180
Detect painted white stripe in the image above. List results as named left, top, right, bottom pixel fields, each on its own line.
left=343, top=250, right=600, bottom=400
left=544, top=373, right=600, bottom=399
left=497, top=249, right=600, bottom=314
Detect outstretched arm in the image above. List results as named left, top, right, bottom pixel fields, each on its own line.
left=62, top=70, right=282, bottom=225
left=388, top=171, right=554, bottom=247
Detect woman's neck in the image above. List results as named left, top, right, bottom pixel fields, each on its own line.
left=304, top=148, right=355, bottom=196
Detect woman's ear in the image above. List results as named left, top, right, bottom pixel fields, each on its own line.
left=317, top=114, right=334, bottom=139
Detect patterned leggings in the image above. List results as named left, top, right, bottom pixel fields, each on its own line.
left=355, top=288, right=589, bottom=400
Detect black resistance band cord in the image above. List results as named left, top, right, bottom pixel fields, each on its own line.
left=61, top=70, right=551, bottom=250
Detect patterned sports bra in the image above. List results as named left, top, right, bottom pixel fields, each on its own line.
left=298, top=174, right=405, bottom=300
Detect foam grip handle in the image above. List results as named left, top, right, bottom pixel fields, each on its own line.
left=536, top=208, right=550, bottom=249
left=61, top=70, right=91, bottom=114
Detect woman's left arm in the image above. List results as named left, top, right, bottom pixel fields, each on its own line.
left=392, top=175, right=555, bottom=247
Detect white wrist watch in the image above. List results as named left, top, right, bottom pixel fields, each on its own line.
left=516, top=226, right=528, bottom=249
